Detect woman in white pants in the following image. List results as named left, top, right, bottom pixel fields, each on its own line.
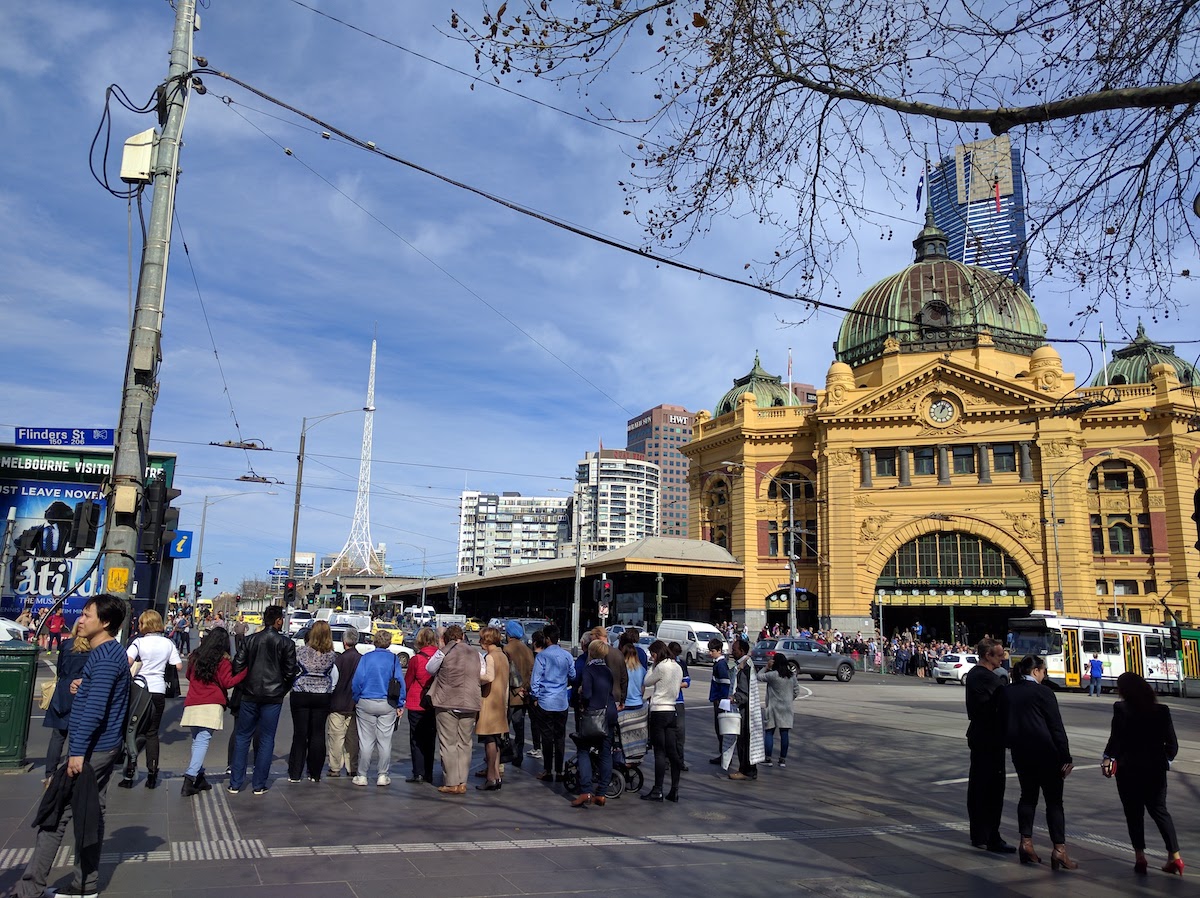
left=350, top=630, right=405, bottom=786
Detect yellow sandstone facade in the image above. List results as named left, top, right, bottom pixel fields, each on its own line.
left=682, top=213, right=1200, bottom=640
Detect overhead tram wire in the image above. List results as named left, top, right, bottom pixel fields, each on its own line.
left=172, top=210, right=259, bottom=475
left=200, top=70, right=1143, bottom=355
left=279, top=0, right=922, bottom=230
left=148, top=435, right=576, bottom=481
left=219, top=97, right=635, bottom=418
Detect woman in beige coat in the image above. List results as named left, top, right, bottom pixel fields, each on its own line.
left=476, top=627, right=511, bottom=791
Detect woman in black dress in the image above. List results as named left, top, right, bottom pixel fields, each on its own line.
left=1007, top=654, right=1076, bottom=870
left=1102, top=671, right=1183, bottom=875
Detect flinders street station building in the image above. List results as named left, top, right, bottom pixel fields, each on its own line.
left=683, top=210, right=1200, bottom=640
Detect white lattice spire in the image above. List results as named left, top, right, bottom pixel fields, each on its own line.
left=331, top=339, right=383, bottom=575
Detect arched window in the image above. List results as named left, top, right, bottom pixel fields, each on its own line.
left=1087, top=459, right=1147, bottom=491
left=765, top=471, right=817, bottom=558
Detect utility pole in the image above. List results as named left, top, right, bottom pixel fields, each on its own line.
left=103, top=0, right=196, bottom=637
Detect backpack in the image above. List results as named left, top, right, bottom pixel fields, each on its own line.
left=124, top=673, right=155, bottom=760
left=508, top=652, right=524, bottom=693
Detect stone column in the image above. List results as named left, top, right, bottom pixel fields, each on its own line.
left=977, top=443, right=992, bottom=484
left=898, top=446, right=911, bottom=487
left=1019, top=441, right=1033, bottom=482
left=937, top=445, right=950, bottom=485
left=859, top=448, right=873, bottom=488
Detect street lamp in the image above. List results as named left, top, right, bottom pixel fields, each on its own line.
left=193, top=490, right=276, bottom=595
left=571, top=467, right=587, bottom=648
left=288, top=407, right=371, bottom=583
left=393, top=541, right=429, bottom=607
left=1045, top=450, right=1112, bottom=615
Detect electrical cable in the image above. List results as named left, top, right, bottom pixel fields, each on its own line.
left=172, top=210, right=260, bottom=476
left=220, top=97, right=635, bottom=416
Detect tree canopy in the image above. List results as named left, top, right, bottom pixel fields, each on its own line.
left=451, top=0, right=1200, bottom=319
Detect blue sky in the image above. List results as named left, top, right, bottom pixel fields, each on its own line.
left=2, top=1, right=1197, bottom=590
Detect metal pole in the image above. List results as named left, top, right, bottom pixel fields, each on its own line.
left=103, top=0, right=195, bottom=640
left=0, top=507, right=16, bottom=594
left=1048, top=476, right=1064, bottom=614
left=194, top=498, right=209, bottom=588
left=571, top=476, right=583, bottom=648
left=420, top=546, right=427, bottom=607
left=288, top=419, right=307, bottom=583
left=787, top=482, right=797, bottom=636
left=655, top=570, right=664, bottom=631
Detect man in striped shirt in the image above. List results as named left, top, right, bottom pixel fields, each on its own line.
left=17, top=594, right=130, bottom=898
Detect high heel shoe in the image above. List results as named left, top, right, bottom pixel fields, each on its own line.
left=1049, top=844, right=1078, bottom=871
left=665, top=790, right=679, bottom=803
left=1018, top=837, right=1041, bottom=865
left=1162, top=857, right=1185, bottom=876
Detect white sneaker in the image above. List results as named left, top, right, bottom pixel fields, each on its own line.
left=352, top=775, right=368, bottom=786
left=376, top=774, right=391, bottom=786
left=778, top=760, right=787, bottom=769
left=526, top=749, right=542, bottom=759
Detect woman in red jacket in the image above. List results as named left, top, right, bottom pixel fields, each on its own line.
left=403, top=627, right=439, bottom=784
left=181, top=628, right=247, bottom=796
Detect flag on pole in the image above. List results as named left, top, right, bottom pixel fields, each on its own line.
left=915, top=170, right=925, bottom=207
left=994, top=179, right=1002, bottom=213
left=787, top=347, right=793, bottom=405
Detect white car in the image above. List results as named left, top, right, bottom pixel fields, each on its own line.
left=0, top=617, right=26, bottom=642
left=286, top=610, right=314, bottom=636
left=934, top=653, right=978, bottom=684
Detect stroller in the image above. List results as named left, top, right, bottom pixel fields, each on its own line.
left=562, top=704, right=647, bottom=798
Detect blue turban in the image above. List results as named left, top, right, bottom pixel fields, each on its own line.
left=505, top=620, right=525, bottom=639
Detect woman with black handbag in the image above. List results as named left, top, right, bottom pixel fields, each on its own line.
left=641, top=640, right=684, bottom=802
left=570, top=639, right=616, bottom=807
left=350, top=630, right=405, bottom=787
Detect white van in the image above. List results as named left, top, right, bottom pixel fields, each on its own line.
left=656, top=620, right=728, bottom=664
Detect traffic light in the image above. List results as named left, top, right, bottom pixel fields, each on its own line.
left=139, top=478, right=181, bottom=556
left=178, top=583, right=187, bottom=600
left=284, top=579, right=297, bottom=604
left=194, top=570, right=204, bottom=589
left=1170, top=624, right=1183, bottom=653
left=213, top=576, right=218, bottom=586
left=600, top=579, right=614, bottom=605
left=70, top=499, right=102, bottom=550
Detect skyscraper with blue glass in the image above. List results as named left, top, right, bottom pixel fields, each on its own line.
left=925, top=136, right=1030, bottom=292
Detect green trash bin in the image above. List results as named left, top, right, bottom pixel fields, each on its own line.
left=0, top=640, right=40, bottom=769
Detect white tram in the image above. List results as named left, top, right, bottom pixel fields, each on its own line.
left=1008, top=611, right=1181, bottom=692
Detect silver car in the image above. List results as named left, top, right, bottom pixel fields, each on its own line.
left=933, top=653, right=978, bottom=684
left=750, top=638, right=856, bottom=682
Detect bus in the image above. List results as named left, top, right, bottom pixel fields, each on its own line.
left=1008, top=611, right=1181, bottom=693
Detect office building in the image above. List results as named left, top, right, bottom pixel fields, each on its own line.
left=625, top=404, right=695, bottom=537
left=570, top=450, right=660, bottom=557
left=269, top=552, right=315, bottom=592
left=457, top=491, right=570, bottom=574
left=926, top=135, right=1030, bottom=291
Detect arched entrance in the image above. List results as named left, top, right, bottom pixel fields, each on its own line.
left=872, top=529, right=1033, bottom=644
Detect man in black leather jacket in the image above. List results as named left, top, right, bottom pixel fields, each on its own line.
left=228, top=605, right=297, bottom=794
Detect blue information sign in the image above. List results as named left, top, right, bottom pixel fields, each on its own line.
left=15, top=427, right=115, bottom=447
left=168, top=530, right=194, bottom=559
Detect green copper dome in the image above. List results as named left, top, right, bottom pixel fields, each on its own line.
left=1090, top=322, right=1197, bottom=387
left=834, top=208, right=1046, bottom=367
left=715, top=352, right=796, bottom=415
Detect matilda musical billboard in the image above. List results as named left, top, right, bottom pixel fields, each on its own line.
left=0, top=444, right=176, bottom=622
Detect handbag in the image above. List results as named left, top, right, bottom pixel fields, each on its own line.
left=498, top=731, right=516, bottom=764
left=579, top=708, right=608, bottom=741
left=387, top=657, right=403, bottom=705
left=164, top=664, right=181, bottom=699
left=39, top=679, right=57, bottom=711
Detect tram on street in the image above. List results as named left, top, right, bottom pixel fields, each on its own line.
left=1008, top=611, right=1184, bottom=693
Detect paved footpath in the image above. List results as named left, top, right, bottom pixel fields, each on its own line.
left=3, top=665, right=1198, bottom=897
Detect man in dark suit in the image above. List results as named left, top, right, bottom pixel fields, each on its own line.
left=964, top=637, right=1015, bottom=852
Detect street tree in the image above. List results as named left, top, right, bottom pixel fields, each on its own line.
left=451, top=0, right=1200, bottom=320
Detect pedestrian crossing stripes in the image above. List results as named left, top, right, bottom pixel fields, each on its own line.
left=0, top=821, right=1135, bottom=868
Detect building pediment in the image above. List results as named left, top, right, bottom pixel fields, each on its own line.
left=826, top=359, right=1052, bottom=423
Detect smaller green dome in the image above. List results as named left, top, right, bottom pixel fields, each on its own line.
left=1090, top=322, right=1198, bottom=387
left=715, top=352, right=796, bottom=415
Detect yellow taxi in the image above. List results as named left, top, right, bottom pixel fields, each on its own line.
left=373, top=621, right=402, bottom=645
left=465, top=617, right=482, bottom=632
left=241, top=611, right=263, bottom=627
